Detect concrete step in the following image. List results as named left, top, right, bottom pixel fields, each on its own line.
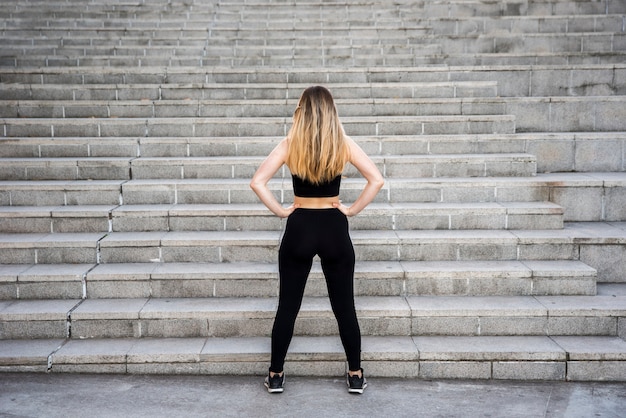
left=1, top=335, right=624, bottom=380
left=1, top=65, right=624, bottom=99
left=2, top=27, right=623, bottom=49
left=0, top=153, right=537, bottom=181
left=2, top=132, right=624, bottom=174
left=0, top=223, right=624, bottom=278
left=423, top=14, right=626, bottom=35
left=0, top=81, right=500, bottom=101
left=4, top=9, right=622, bottom=33
left=1, top=98, right=511, bottom=119
left=0, top=115, right=517, bottom=137
left=1, top=287, right=624, bottom=340
left=2, top=0, right=624, bottom=17
left=1, top=173, right=623, bottom=221
left=0, top=81, right=497, bottom=102
left=0, top=260, right=596, bottom=300
left=420, top=0, right=626, bottom=17
left=3, top=50, right=624, bottom=68
left=3, top=96, right=625, bottom=132
left=0, top=201, right=564, bottom=234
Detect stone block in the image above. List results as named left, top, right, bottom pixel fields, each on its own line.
left=517, top=243, right=578, bottom=261
left=122, top=183, right=176, bottom=205
left=208, top=318, right=273, bottom=337
left=575, top=139, right=623, bottom=172
left=37, top=246, right=97, bottom=264
left=570, top=68, right=618, bottom=96
left=605, top=186, right=626, bottom=221
left=52, top=338, right=136, bottom=368
left=413, top=317, right=480, bottom=336
left=0, top=320, right=67, bottom=339
left=481, top=317, right=548, bottom=336
left=71, top=319, right=139, bottom=339
left=496, top=185, right=550, bottom=202
left=141, top=319, right=209, bottom=338
left=580, top=245, right=626, bottom=283
left=547, top=317, right=617, bottom=336
left=532, top=277, right=596, bottom=296
left=458, top=242, right=518, bottom=261
left=551, top=100, right=597, bottom=132
left=493, top=361, right=566, bottom=380
left=64, top=188, right=120, bottom=206
left=87, top=280, right=151, bottom=299
left=419, top=361, right=492, bottom=379
left=567, top=361, right=626, bottom=381
left=0, top=217, right=52, bottom=234
left=530, top=69, right=570, bottom=96
left=0, top=339, right=64, bottom=369
left=400, top=242, right=457, bottom=261
left=508, top=100, right=551, bottom=132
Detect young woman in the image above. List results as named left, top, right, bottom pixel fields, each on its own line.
left=250, top=86, right=384, bottom=394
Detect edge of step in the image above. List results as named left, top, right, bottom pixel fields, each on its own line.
left=1, top=335, right=625, bottom=381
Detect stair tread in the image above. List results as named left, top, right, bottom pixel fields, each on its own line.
left=0, top=259, right=596, bottom=280
left=2, top=336, right=626, bottom=371
left=1, top=291, right=625, bottom=320
left=1, top=222, right=625, bottom=245
left=3, top=171, right=622, bottom=187
left=0, top=201, right=564, bottom=214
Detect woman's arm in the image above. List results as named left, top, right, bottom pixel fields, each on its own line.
left=250, top=138, right=298, bottom=218
left=334, top=136, right=385, bottom=216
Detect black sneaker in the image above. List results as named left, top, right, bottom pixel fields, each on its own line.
left=347, top=369, right=367, bottom=394
left=264, top=373, right=285, bottom=393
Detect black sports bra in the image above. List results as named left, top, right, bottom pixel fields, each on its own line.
left=292, top=174, right=341, bottom=197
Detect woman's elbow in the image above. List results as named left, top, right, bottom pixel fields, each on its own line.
left=372, top=174, right=385, bottom=190
left=249, top=178, right=261, bottom=192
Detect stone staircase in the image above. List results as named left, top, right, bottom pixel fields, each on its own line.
left=0, top=0, right=625, bottom=381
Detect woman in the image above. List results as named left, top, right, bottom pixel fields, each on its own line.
left=250, top=86, right=384, bottom=394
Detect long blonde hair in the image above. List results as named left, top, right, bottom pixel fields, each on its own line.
left=286, top=86, right=350, bottom=184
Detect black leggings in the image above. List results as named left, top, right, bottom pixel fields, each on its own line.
left=270, top=208, right=361, bottom=373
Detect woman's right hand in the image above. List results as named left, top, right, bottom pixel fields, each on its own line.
left=279, top=203, right=300, bottom=218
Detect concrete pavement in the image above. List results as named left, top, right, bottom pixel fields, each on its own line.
left=0, top=373, right=624, bottom=418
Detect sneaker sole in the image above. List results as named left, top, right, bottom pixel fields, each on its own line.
left=264, top=376, right=285, bottom=394
left=265, top=386, right=284, bottom=394
left=347, top=382, right=367, bottom=394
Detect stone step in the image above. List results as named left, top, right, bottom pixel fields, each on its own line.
left=2, top=24, right=623, bottom=43
left=0, top=260, right=596, bottom=300
left=1, top=31, right=622, bottom=50
left=3, top=10, right=622, bottom=33
left=1, top=97, right=511, bottom=119
left=1, top=335, right=624, bottom=380
left=3, top=96, right=625, bottom=132
left=0, top=153, right=537, bottom=181
left=1, top=287, right=624, bottom=340
left=1, top=173, right=623, bottom=220
left=0, top=115, right=517, bottom=137
left=2, top=132, right=624, bottom=174
left=3, top=49, right=624, bottom=69
left=2, top=0, right=623, bottom=16
left=1, top=65, right=623, bottom=99
left=0, top=81, right=500, bottom=101
left=0, top=223, right=624, bottom=274
left=0, top=201, right=563, bottom=234
left=2, top=45, right=621, bottom=70
left=422, top=15, right=626, bottom=35
left=422, top=0, right=626, bottom=17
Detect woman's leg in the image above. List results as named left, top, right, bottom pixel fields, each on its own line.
left=319, top=210, right=361, bottom=372
left=270, top=211, right=315, bottom=373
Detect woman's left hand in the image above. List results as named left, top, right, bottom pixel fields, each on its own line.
left=332, top=201, right=352, bottom=217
